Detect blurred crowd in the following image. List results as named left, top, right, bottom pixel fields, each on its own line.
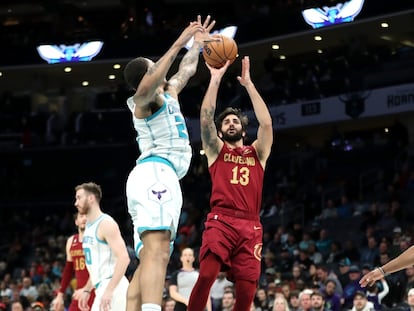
left=0, top=128, right=414, bottom=310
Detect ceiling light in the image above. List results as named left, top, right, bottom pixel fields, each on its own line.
left=272, top=44, right=280, bottom=50
left=64, top=67, right=72, bottom=73
left=280, top=55, right=286, bottom=60
left=108, top=75, right=116, bottom=80
left=314, top=35, right=322, bottom=41
left=113, top=64, right=121, bottom=69
left=82, top=81, right=89, bottom=87
left=381, top=22, right=389, bottom=28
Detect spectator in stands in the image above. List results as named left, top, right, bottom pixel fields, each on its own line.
left=298, top=232, right=315, bottom=253
left=295, top=250, right=314, bottom=274
left=359, top=202, right=381, bottom=232
left=359, top=236, right=380, bottom=267
left=288, top=290, right=300, bottom=311
left=315, top=264, right=343, bottom=296
left=298, top=289, right=313, bottom=311
left=278, top=281, right=290, bottom=301
left=310, top=291, right=325, bottom=311
left=210, top=272, right=233, bottom=311
left=392, top=287, right=414, bottom=311
left=164, top=297, right=176, bottom=311
left=342, top=240, right=360, bottom=263
left=315, top=229, right=332, bottom=258
left=10, top=301, right=24, bottom=311
left=342, top=265, right=365, bottom=309
left=275, top=247, right=294, bottom=275
left=318, top=199, right=337, bottom=220
left=325, top=241, right=344, bottom=265
left=350, top=291, right=373, bottom=311
left=272, top=294, right=290, bottom=311
left=263, top=268, right=278, bottom=289
left=321, top=279, right=342, bottom=311
left=31, top=301, right=45, bottom=311
left=337, top=257, right=352, bottom=289
left=254, top=287, right=271, bottom=311
left=306, top=243, right=323, bottom=266
left=19, top=277, right=38, bottom=303
left=403, top=266, right=414, bottom=294
left=266, top=232, right=284, bottom=260
left=366, top=278, right=389, bottom=310
left=285, top=232, right=299, bottom=255
left=0, top=281, right=12, bottom=302
left=286, top=264, right=307, bottom=292
left=336, top=195, right=354, bottom=218
left=221, top=289, right=236, bottom=311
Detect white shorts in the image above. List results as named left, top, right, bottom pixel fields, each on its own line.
left=92, top=276, right=129, bottom=311
left=126, top=157, right=182, bottom=257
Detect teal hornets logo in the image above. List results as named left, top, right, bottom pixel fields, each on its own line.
left=302, top=0, right=364, bottom=29
left=37, top=41, right=104, bottom=64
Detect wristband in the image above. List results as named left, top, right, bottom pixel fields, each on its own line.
left=377, top=266, right=387, bottom=276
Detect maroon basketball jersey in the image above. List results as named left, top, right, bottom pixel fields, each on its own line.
left=70, top=234, right=89, bottom=288
left=68, top=234, right=94, bottom=311
left=209, top=144, right=264, bottom=215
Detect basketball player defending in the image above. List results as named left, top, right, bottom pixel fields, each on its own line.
left=187, top=56, right=273, bottom=311
left=122, top=16, right=216, bottom=311
left=51, top=212, right=95, bottom=311
left=75, top=182, right=130, bottom=311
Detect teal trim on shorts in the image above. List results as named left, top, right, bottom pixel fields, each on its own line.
left=138, top=225, right=171, bottom=235
left=137, top=156, right=175, bottom=172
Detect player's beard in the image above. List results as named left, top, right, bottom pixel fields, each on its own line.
left=221, top=129, right=243, bottom=143
left=77, top=200, right=90, bottom=215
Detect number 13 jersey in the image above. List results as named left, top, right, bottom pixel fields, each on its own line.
left=208, top=144, right=264, bottom=215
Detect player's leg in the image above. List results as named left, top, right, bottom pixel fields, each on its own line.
left=233, top=279, right=257, bottom=311
left=126, top=265, right=142, bottom=311
left=126, top=161, right=180, bottom=311
left=111, top=276, right=129, bottom=310
left=231, top=219, right=261, bottom=311
left=140, top=230, right=171, bottom=310
left=188, top=252, right=221, bottom=311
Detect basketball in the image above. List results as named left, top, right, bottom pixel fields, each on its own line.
left=202, top=34, right=238, bottom=68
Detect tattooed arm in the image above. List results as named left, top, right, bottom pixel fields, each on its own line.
left=133, top=20, right=203, bottom=106
left=200, top=61, right=231, bottom=166
left=168, top=16, right=215, bottom=96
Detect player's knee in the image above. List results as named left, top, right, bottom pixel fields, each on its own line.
left=126, top=285, right=140, bottom=301
left=197, top=270, right=216, bottom=283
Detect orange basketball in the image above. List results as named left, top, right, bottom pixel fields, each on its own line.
left=202, top=34, right=238, bottom=68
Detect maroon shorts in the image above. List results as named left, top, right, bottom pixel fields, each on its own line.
left=199, top=211, right=262, bottom=282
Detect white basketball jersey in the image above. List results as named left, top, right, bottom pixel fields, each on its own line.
left=126, top=93, right=192, bottom=179
left=82, top=214, right=116, bottom=287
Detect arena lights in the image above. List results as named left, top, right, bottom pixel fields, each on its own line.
left=36, top=41, right=104, bottom=64
left=302, top=0, right=364, bottom=29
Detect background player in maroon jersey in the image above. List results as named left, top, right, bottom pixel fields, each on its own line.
left=51, top=212, right=95, bottom=311
left=187, top=56, right=273, bottom=311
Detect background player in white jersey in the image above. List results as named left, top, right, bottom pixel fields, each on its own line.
left=74, top=182, right=130, bottom=311
left=122, top=15, right=216, bottom=311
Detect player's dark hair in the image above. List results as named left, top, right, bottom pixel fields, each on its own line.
left=215, top=107, right=248, bottom=131
left=123, top=57, right=150, bottom=91
left=75, top=182, right=102, bottom=202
